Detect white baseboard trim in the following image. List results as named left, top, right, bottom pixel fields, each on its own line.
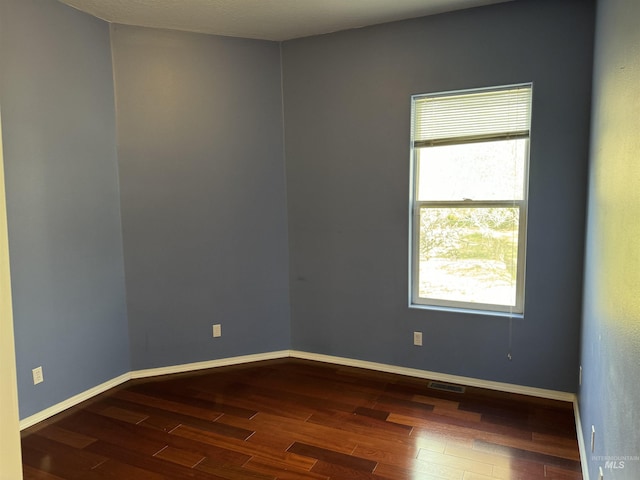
left=130, top=350, right=290, bottom=380
left=20, top=349, right=576, bottom=430
left=19, top=372, right=131, bottom=431
left=18, top=351, right=290, bottom=430
left=290, top=350, right=575, bottom=402
left=574, top=399, right=590, bottom=480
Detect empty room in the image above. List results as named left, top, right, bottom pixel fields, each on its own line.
left=0, top=0, right=638, bottom=479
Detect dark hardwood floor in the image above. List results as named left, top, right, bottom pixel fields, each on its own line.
left=21, top=359, right=582, bottom=479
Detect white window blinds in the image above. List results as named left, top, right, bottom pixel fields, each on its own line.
left=412, top=85, right=532, bottom=147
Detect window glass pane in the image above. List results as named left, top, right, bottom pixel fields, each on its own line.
left=417, top=206, right=519, bottom=307
left=416, top=139, right=527, bottom=201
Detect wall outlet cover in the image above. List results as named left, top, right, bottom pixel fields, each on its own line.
left=32, top=366, right=43, bottom=385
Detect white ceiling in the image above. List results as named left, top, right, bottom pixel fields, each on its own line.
left=58, top=0, right=512, bottom=41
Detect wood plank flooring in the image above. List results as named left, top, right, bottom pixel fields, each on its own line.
left=21, top=359, right=583, bottom=479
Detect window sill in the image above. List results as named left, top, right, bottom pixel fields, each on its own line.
left=409, top=303, right=524, bottom=319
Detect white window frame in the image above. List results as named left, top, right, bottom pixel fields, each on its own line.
left=409, top=83, right=532, bottom=315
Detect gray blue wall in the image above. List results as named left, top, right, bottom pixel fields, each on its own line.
left=580, top=0, right=640, bottom=477
left=282, top=0, right=595, bottom=392
left=110, top=25, right=291, bottom=369
left=1, top=0, right=606, bottom=426
left=0, top=0, right=129, bottom=418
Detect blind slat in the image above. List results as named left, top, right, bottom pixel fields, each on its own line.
left=413, top=86, right=532, bottom=143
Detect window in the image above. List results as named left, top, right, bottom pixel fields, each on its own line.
left=409, top=84, right=532, bottom=314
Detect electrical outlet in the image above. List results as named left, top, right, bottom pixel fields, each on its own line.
left=413, top=331, right=423, bottom=346
left=212, top=324, right=222, bottom=338
left=32, top=366, right=44, bottom=385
